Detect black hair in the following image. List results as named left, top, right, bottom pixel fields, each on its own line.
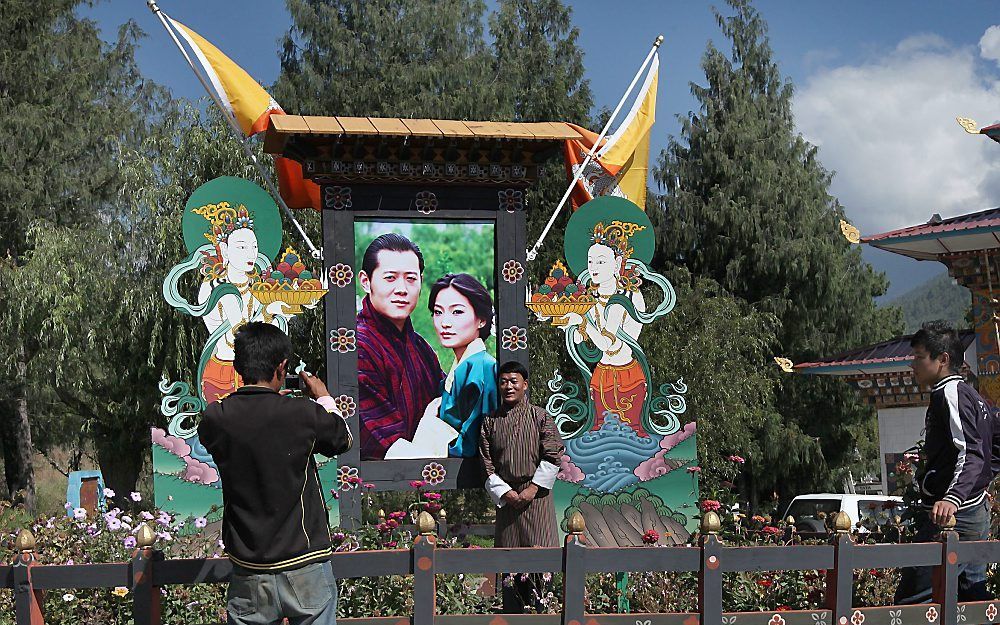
left=233, top=322, right=293, bottom=384
left=499, top=360, right=529, bottom=380
left=361, top=233, right=425, bottom=277
left=427, top=273, right=494, bottom=340
left=911, top=320, right=964, bottom=373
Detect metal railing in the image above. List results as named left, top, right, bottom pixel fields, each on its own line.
left=2, top=510, right=996, bottom=625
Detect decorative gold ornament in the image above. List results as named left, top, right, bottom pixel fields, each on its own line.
left=956, top=117, right=980, bottom=134
left=14, top=528, right=36, bottom=552
left=774, top=357, right=794, bottom=373
left=701, top=511, right=722, bottom=535
left=193, top=201, right=254, bottom=245
left=833, top=511, right=852, bottom=533
left=839, top=219, right=861, bottom=245
left=417, top=511, right=437, bottom=535
left=136, top=522, right=157, bottom=548
left=567, top=511, right=586, bottom=534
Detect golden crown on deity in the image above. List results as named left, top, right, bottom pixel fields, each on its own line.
left=591, top=220, right=646, bottom=260
left=193, top=201, right=254, bottom=245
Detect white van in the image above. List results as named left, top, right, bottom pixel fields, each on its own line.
left=782, top=493, right=905, bottom=535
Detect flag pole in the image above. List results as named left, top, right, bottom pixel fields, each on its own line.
left=526, top=35, right=663, bottom=262
left=146, top=0, right=322, bottom=260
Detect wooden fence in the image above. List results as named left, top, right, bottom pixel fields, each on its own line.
left=2, top=510, right=997, bottom=625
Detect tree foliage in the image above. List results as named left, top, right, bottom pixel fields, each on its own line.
left=652, top=0, right=903, bottom=503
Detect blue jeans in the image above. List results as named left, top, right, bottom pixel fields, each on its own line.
left=227, top=560, right=338, bottom=625
left=894, top=500, right=992, bottom=604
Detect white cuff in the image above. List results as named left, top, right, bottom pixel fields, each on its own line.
left=314, top=395, right=343, bottom=417
left=486, top=474, right=513, bottom=508
left=532, top=461, right=559, bottom=490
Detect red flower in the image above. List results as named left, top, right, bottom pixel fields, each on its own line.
left=761, top=526, right=781, bottom=535
left=700, top=500, right=722, bottom=512
left=757, top=579, right=773, bottom=588
left=641, top=529, right=659, bottom=545
left=409, top=480, right=426, bottom=489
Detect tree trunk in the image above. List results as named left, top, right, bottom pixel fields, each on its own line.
left=95, top=427, right=146, bottom=502
left=3, top=349, right=37, bottom=512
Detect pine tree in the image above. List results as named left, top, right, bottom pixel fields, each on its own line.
left=0, top=0, right=160, bottom=510
left=653, top=0, right=902, bottom=503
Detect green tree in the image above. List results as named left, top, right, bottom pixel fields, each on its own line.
left=652, top=0, right=902, bottom=503
left=0, top=0, right=160, bottom=510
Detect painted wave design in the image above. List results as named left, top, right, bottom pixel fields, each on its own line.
left=565, top=414, right=662, bottom=493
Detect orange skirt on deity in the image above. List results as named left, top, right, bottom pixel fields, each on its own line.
left=589, top=359, right=648, bottom=437
left=201, top=355, right=243, bottom=405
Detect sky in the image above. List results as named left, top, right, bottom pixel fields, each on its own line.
left=86, top=1, right=1000, bottom=299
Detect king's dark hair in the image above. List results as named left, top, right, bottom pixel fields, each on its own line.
left=499, top=360, right=529, bottom=380
left=428, top=273, right=494, bottom=340
left=911, top=320, right=964, bottom=373
left=362, top=232, right=425, bottom=277
left=233, top=322, right=293, bottom=384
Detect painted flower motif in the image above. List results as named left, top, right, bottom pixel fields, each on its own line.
left=422, top=462, right=447, bottom=486
left=328, top=263, right=354, bottom=288
left=112, top=587, right=129, bottom=597
left=502, top=260, right=524, bottom=284
left=889, top=609, right=902, bottom=625
left=926, top=606, right=938, bottom=622
left=415, top=190, right=438, bottom=215
left=498, top=189, right=524, bottom=213
left=956, top=604, right=966, bottom=623
left=324, top=186, right=352, bottom=210
left=330, top=328, right=357, bottom=353
left=337, top=465, right=360, bottom=491
left=987, top=603, right=997, bottom=621
left=768, top=615, right=786, bottom=625
left=851, top=610, right=865, bottom=625
left=333, top=395, right=357, bottom=418
left=501, top=326, right=527, bottom=351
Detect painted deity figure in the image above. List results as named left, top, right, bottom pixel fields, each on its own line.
left=563, top=221, right=649, bottom=437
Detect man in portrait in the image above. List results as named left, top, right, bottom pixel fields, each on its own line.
left=357, top=233, right=444, bottom=459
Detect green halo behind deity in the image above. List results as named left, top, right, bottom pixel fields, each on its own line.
left=564, top=196, right=655, bottom=276
left=182, top=176, right=282, bottom=260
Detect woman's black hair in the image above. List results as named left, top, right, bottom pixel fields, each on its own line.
left=428, top=273, right=493, bottom=340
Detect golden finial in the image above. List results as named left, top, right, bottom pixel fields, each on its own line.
left=14, top=528, right=36, bottom=552
left=438, top=508, right=447, bottom=521
left=377, top=509, right=385, bottom=520
left=785, top=516, right=795, bottom=525
left=417, top=511, right=436, bottom=535
left=567, top=511, right=586, bottom=534
left=774, top=357, right=794, bottom=373
left=957, top=117, right=980, bottom=134
left=839, top=219, right=861, bottom=244
left=136, top=523, right=157, bottom=549
left=833, top=511, right=852, bottom=533
left=701, top=511, right=722, bottom=535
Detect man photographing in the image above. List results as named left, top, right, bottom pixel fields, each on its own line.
left=199, top=322, right=352, bottom=625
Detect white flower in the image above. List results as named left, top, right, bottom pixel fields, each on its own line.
left=140, top=511, right=154, bottom=520
left=194, top=517, right=208, bottom=528
left=62, top=593, right=75, bottom=602
left=122, top=515, right=132, bottom=524
left=129, top=491, right=141, bottom=502
left=73, top=508, right=87, bottom=520
left=103, top=487, right=115, bottom=498
left=106, top=517, right=122, bottom=531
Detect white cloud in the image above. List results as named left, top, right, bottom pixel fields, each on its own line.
left=979, top=25, right=1000, bottom=65
left=793, top=32, right=1000, bottom=235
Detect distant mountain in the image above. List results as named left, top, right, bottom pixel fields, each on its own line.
left=886, top=272, right=971, bottom=333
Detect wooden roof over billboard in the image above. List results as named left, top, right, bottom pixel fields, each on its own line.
left=263, top=115, right=582, bottom=154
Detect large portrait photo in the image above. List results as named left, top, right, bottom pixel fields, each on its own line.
left=354, top=221, right=497, bottom=461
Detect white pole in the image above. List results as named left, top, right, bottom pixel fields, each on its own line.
left=526, top=35, right=663, bottom=262
left=146, top=0, right=322, bottom=260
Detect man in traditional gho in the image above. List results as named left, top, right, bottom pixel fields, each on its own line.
left=480, top=361, right=565, bottom=612
left=356, top=233, right=444, bottom=460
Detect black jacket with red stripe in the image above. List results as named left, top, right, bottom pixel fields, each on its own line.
left=198, top=386, right=352, bottom=572
left=916, top=374, right=994, bottom=511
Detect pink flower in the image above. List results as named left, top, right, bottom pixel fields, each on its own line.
left=423, top=492, right=442, bottom=501
left=700, top=500, right=722, bottom=512
left=686, top=466, right=702, bottom=474
left=641, top=529, right=659, bottom=545
left=123, top=536, right=136, bottom=549
left=728, top=455, right=746, bottom=464
left=761, top=526, right=781, bottom=535
left=410, top=480, right=426, bottom=489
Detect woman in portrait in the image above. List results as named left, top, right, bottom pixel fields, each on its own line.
left=428, top=273, right=498, bottom=457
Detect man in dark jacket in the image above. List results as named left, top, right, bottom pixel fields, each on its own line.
left=895, top=320, right=993, bottom=605
left=199, top=322, right=352, bottom=625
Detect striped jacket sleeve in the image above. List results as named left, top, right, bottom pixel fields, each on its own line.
left=942, top=384, right=987, bottom=507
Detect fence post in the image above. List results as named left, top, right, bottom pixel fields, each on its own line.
left=932, top=515, right=959, bottom=625
left=562, top=511, right=586, bottom=625
left=131, top=523, right=162, bottom=625
left=699, top=511, right=723, bottom=625
left=11, top=528, right=44, bottom=625
left=412, top=511, right=438, bottom=625
left=824, top=511, right=855, bottom=625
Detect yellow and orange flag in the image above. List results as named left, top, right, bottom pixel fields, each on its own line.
left=167, top=17, right=320, bottom=211
left=563, top=54, right=658, bottom=210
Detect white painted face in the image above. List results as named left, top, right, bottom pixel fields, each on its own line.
left=587, top=243, right=622, bottom=287
left=433, top=286, right=484, bottom=351
left=220, top=228, right=258, bottom=274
